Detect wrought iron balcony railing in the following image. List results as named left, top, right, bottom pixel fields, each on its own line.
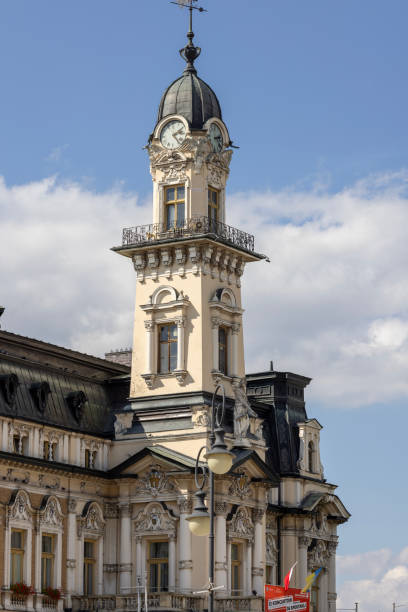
left=122, top=216, right=255, bottom=252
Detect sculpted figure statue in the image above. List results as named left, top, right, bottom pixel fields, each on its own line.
left=233, top=378, right=257, bottom=446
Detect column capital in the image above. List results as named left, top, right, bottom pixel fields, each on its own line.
left=215, top=501, right=228, bottom=515
left=104, top=502, right=119, bottom=519
left=119, top=503, right=132, bottom=517
left=327, top=541, right=338, bottom=555
left=177, top=497, right=192, bottom=514
left=231, top=323, right=241, bottom=335
left=252, top=509, right=265, bottom=524
left=144, top=320, right=155, bottom=331
left=211, top=316, right=221, bottom=329
left=67, top=498, right=78, bottom=513
left=299, top=536, right=312, bottom=549
left=175, top=316, right=186, bottom=328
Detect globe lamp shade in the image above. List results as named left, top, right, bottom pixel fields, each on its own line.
left=187, top=513, right=210, bottom=537
left=204, top=427, right=234, bottom=474
left=187, top=491, right=210, bottom=536
left=206, top=450, right=233, bottom=474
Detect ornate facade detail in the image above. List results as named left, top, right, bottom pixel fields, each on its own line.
left=134, top=465, right=177, bottom=497
left=228, top=472, right=252, bottom=500
left=191, top=405, right=210, bottom=428
left=310, top=510, right=329, bottom=536
left=77, top=501, right=105, bottom=538
left=68, top=498, right=77, bottom=513
left=215, top=501, right=228, bottom=515
left=266, top=533, right=278, bottom=565
left=252, top=509, right=265, bottom=524
left=179, top=560, right=193, bottom=570
left=7, top=490, right=33, bottom=525
left=39, top=496, right=64, bottom=528
left=104, top=564, right=118, bottom=573
left=66, top=559, right=76, bottom=569
left=177, top=497, right=192, bottom=514
left=228, top=506, right=254, bottom=542
left=0, top=373, right=19, bottom=407
left=104, top=502, right=119, bottom=519
left=207, top=164, right=224, bottom=188
left=215, top=561, right=228, bottom=571
left=66, top=391, right=87, bottom=424
left=299, top=536, right=312, bottom=549
left=133, top=502, right=177, bottom=539
left=232, top=378, right=258, bottom=447
left=308, top=540, right=329, bottom=571
left=141, top=373, right=156, bottom=389
left=119, top=563, right=133, bottom=573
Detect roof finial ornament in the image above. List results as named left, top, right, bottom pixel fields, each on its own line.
left=170, top=0, right=207, bottom=74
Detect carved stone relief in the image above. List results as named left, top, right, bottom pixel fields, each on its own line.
left=134, top=465, right=177, bottom=497
left=228, top=506, right=254, bottom=542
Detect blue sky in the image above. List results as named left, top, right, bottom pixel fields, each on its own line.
left=1, top=2, right=408, bottom=610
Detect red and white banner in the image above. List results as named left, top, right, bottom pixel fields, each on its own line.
left=265, top=585, right=310, bottom=612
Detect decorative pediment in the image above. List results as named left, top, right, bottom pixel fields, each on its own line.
left=77, top=501, right=105, bottom=537
left=134, top=464, right=178, bottom=498
left=228, top=471, right=252, bottom=500
left=227, top=506, right=254, bottom=542
left=39, top=495, right=64, bottom=528
left=133, top=502, right=177, bottom=538
left=7, top=489, right=34, bottom=525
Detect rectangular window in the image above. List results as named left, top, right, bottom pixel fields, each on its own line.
left=208, top=187, right=219, bottom=229
left=84, top=449, right=97, bottom=469
left=10, top=529, right=24, bottom=585
left=83, top=540, right=96, bottom=595
left=13, top=436, right=21, bottom=454
left=148, top=541, right=169, bottom=592
left=165, top=185, right=185, bottom=229
left=231, top=543, right=242, bottom=596
left=41, top=534, right=55, bottom=590
left=218, top=326, right=228, bottom=375
left=159, top=324, right=178, bottom=374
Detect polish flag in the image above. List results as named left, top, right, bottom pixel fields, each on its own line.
left=284, top=562, right=297, bottom=591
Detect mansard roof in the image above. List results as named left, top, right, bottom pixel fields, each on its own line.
left=0, top=330, right=130, bottom=436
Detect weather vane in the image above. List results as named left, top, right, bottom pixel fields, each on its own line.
left=170, top=0, right=207, bottom=34
left=170, top=0, right=207, bottom=73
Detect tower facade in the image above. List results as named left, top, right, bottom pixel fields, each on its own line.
left=113, top=26, right=264, bottom=402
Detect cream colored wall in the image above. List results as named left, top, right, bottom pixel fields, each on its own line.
left=130, top=252, right=248, bottom=399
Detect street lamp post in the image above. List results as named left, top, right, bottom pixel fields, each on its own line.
left=186, top=384, right=233, bottom=612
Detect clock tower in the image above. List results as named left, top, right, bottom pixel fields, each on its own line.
left=112, top=17, right=265, bottom=406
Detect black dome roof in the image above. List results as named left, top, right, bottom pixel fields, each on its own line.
left=158, top=72, right=222, bottom=129
left=157, top=25, right=222, bottom=130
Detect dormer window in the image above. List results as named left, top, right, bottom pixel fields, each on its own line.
left=208, top=187, right=219, bottom=228
left=165, top=185, right=185, bottom=229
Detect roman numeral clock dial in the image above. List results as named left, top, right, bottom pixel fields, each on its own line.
left=160, top=120, right=187, bottom=149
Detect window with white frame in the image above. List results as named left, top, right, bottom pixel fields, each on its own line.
left=10, top=529, right=25, bottom=584
left=6, top=490, right=34, bottom=589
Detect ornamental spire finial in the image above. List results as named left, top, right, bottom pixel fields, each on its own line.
left=170, top=0, right=207, bottom=74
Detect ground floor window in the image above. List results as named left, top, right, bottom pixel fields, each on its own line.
left=41, top=533, right=55, bottom=589
left=148, top=541, right=169, bottom=592
left=83, top=539, right=96, bottom=595
left=231, top=542, right=242, bottom=595
left=10, top=529, right=25, bottom=584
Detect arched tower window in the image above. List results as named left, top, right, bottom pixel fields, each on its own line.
left=308, top=441, right=315, bottom=473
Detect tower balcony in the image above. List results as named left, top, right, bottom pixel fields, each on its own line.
left=121, top=216, right=255, bottom=253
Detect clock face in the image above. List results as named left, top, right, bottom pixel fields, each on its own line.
left=208, top=123, right=223, bottom=153
left=160, top=120, right=187, bottom=149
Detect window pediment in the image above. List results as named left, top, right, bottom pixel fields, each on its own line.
left=39, top=495, right=64, bottom=529
left=133, top=502, right=177, bottom=538
left=7, top=489, right=34, bottom=525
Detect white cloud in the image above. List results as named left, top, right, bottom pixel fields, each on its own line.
left=0, top=171, right=407, bottom=407
left=337, top=547, right=408, bottom=612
